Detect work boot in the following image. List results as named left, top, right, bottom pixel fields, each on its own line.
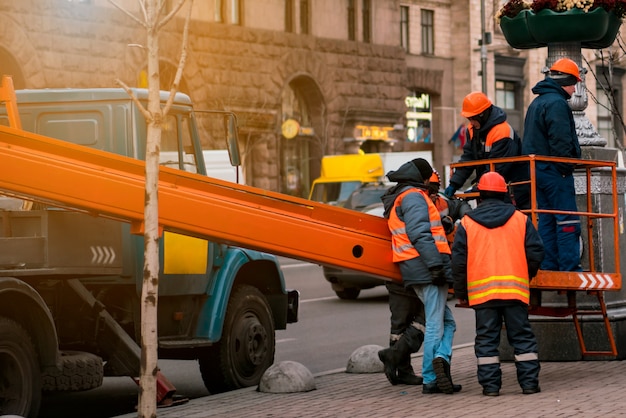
left=441, top=356, right=461, bottom=392
left=377, top=338, right=412, bottom=386
left=395, top=359, right=423, bottom=385
left=422, top=382, right=462, bottom=394
left=433, top=357, right=462, bottom=394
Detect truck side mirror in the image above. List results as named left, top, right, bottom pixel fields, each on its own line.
left=224, top=114, right=241, bottom=167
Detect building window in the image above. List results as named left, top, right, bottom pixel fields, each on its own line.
left=230, top=0, right=241, bottom=25
left=348, top=0, right=356, bottom=41
left=300, top=0, right=310, bottom=34
left=421, top=9, right=434, bottom=55
left=400, top=6, right=409, bottom=50
left=286, top=0, right=294, bottom=32
left=362, top=0, right=371, bottom=43
left=495, top=56, right=525, bottom=134
left=597, top=90, right=614, bottom=144
left=495, top=80, right=516, bottom=109
left=214, top=0, right=224, bottom=22
left=596, top=66, right=623, bottom=148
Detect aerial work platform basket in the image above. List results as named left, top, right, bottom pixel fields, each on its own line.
left=451, top=155, right=622, bottom=358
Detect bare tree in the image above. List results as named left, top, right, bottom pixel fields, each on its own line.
left=108, top=0, right=193, bottom=416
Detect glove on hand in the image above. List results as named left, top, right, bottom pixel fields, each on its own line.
left=441, top=215, right=454, bottom=235
left=443, top=185, right=456, bottom=199
left=429, top=266, right=448, bottom=286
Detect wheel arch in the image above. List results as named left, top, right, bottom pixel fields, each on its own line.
left=0, top=277, right=60, bottom=371
left=195, top=248, right=288, bottom=341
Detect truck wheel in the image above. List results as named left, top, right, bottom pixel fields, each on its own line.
left=0, top=317, right=42, bottom=418
left=42, top=351, right=103, bottom=392
left=198, top=285, right=275, bottom=394
left=335, top=287, right=361, bottom=300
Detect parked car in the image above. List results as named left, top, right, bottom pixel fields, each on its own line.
left=323, top=183, right=390, bottom=299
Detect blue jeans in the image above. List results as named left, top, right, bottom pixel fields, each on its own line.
left=411, top=283, right=456, bottom=384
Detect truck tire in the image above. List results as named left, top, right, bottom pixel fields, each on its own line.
left=42, top=351, right=104, bottom=392
left=335, top=287, right=361, bottom=300
left=0, top=317, right=42, bottom=418
left=198, top=285, right=275, bottom=394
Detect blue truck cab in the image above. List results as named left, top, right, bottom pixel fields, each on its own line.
left=0, top=87, right=298, bottom=417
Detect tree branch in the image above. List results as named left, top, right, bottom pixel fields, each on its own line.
left=108, top=0, right=147, bottom=28
left=115, top=78, right=153, bottom=123
left=157, top=0, right=188, bottom=31
left=162, top=0, right=193, bottom=116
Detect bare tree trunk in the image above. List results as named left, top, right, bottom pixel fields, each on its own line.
left=138, top=3, right=162, bottom=416
left=108, top=0, right=192, bottom=415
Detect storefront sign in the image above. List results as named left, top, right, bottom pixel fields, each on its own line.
left=405, top=93, right=432, bottom=143
left=281, top=119, right=300, bottom=139
left=355, top=125, right=394, bottom=141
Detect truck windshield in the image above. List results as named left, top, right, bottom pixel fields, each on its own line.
left=309, top=181, right=362, bottom=206
left=159, top=113, right=199, bottom=174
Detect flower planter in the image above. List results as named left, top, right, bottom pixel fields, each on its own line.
left=583, top=11, right=623, bottom=49
left=500, top=10, right=545, bottom=49
left=499, top=8, right=622, bottom=49
left=527, top=8, right=609, bottom=43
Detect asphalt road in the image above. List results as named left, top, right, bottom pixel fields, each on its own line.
left=38, top=258, right=475, bottom=417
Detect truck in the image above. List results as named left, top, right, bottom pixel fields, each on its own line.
left=2, top=78, right=621, bottom=418
left=0, top=78, right=299, bottom=417
left=308, top=151, right=432, bottom=299
left=308, top=151, right=432, bottom=207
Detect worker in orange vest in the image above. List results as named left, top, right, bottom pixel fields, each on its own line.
left=444, top=91, right=529, bottom=209
left=379, top=158, right=460, bottom=395
left=451, top=172, right=544, bottom=396
left=428, top=170, right=471, bottom=247
left=378, top=169, right=470, bottom=387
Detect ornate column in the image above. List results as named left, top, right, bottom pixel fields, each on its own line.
left=499, top=6, right=626, bottom=360
left=546, top=42, right=608, bottom=146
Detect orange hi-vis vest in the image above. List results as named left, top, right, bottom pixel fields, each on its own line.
left=388, top=188, right=450, bottom=263
left=461, top=210, right=530, bottom=306
left=433, top=195, right=456, bottom=247
left=467, top=121, right=514, bottom=152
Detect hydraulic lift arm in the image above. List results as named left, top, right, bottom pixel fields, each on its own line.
left=0, top=116, right=401, bottom=283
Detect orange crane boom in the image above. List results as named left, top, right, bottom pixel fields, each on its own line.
left=0, top=123, right=401, bottom=282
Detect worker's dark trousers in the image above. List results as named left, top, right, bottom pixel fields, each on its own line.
left=385, top=282, right=424, bottom=352
left=474, top=305, right=540, bottom=393
left=536, top=162, right=581, bottom=271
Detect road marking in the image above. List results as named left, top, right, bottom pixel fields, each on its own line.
left=276, top=338, right=297, bottom=344
left=300, top=296, right=338, bottom=303
left=280, top=262, right=318, bottom=269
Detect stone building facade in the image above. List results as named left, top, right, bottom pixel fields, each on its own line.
left=0, top=0, right=623, bottom=196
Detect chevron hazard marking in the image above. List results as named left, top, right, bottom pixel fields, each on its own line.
left=90, top=246, right=117, bottom=264
left=577, top=272, right=614, bottom=289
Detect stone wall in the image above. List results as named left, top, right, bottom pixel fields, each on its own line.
left=0, top=0, right=448, bottom=192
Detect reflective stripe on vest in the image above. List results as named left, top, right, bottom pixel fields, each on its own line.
left=388, top=188, right=450, bottom=262
left=468, top=122, right=514, bottom=153
left=461, top=211, right=530, bottom=305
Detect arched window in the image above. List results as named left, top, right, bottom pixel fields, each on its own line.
left=0, top=47, right=25, bottom=89
left=279, top=76, right=325, bottom=197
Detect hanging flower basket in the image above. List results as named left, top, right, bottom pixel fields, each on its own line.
left=528, top=8, right=609, bottom=43
left=500, top=7, right=622, bottom=49
left=584, top=11, right=623, bottom=49
left=500, top=10, right=545, bottom=49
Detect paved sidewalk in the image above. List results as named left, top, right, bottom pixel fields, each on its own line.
left=116, top=344, right=626, bottom=418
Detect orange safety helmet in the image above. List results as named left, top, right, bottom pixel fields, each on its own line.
left=429, top=170, right=441, bottom=184
left=461, top=91, right=492, bottom=118
left=550, top=58, right=582, bottom=82
left=477, top=172, right=507, bottom=193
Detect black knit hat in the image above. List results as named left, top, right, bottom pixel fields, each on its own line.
left=411, top=158, right=433, bottom=181
left=550, top=72, right=578, bottom=86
